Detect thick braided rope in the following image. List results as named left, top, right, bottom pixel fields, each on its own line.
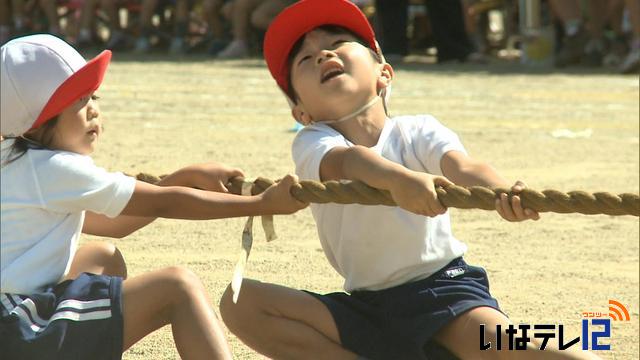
left=135, top=173, right=640, bottom=217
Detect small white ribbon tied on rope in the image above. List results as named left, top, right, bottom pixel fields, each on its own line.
left=231, top=181, right=277, bottom=303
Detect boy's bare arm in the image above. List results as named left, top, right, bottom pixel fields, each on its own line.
left=82, top=212, right=155, bottom=238
left=320, top=145, right=409, bottom=189
left=121, top=176, right=305, bottom=219
left=440, top=150, right=510, bottom=188
left=441, top=151, right=539, bottom=221
left=320, top=145, right=453, bottom=217
left=83, top=175, right=306, bottom=237
left=82, top=163, right=247, bottom=238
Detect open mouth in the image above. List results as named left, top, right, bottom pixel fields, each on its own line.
left=321, top=68, right=344, bottom=83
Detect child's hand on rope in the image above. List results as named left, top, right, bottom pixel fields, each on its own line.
left=260, top=174, right=309, bottom=214
left=389, top=170, right=454, bottom=217
left=172, top=162, right=245, bottom=192
left=495, top=180, right=540, bottom=222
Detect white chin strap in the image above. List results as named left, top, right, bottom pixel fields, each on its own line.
left=310, top=84, right=392, bottom=125
left=318, top=95, right=381, bottom=125
left=284, top=84, right=392, bottom=126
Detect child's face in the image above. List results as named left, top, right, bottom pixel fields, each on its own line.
left=49, top=94, right=102, bottom=155
left=289, top=28, right=387, bottom=123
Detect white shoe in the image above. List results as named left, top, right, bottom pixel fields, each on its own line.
left=169, top=37, right=186, bottom=55
left=217, top=40, right=249, bottom=59
left=134, top=37, right=151, bottom=53
left=619, top=48, right=640, bottom=74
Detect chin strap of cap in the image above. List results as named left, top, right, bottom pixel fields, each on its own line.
left=314, top=94, right=381, bottom=125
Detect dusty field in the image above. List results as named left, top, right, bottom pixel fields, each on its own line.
left=84, top=56, right=639, bottom=359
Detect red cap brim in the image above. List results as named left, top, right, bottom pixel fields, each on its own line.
left=31, top=50, right=111, bottom=129
left=263, top=0, right=377, bottom=96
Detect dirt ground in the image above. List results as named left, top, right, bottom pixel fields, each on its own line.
left=83, top=57, right=639, bottom=359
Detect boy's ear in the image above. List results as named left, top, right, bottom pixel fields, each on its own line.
left=377, top=63, right=394, bottom=92
left=291, top=103, right=313, bottom=125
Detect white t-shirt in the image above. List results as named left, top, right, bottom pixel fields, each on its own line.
left=292, top=115, right=468, bottom=292
left=0, top=140, right=136, bottom=294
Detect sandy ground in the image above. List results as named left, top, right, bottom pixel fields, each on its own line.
left=83, top=57, right=639, bottom=359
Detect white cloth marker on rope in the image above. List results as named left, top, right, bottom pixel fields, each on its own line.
left=262, top=213, right=277, bottom=242
left=231, top=180, right=278, bottom=303
left=231, top=182, right=255, bottom=303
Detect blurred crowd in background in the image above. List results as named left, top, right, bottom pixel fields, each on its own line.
left=0, top=0, right=638, bottom=73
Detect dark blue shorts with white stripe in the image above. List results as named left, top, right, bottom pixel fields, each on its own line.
left=0, top=272, right=123, bottom=360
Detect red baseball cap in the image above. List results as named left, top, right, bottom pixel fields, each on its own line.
left=263, top=0, right=379, bottom=97
left=1, top=34, right=111, bottom=136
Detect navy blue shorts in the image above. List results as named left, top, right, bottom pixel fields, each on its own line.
left=0, top=273, right=124, bottom=360
left=304, top=258, right=500, bottom=360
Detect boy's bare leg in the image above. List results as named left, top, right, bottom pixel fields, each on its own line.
left=122, top=267, right=233, bottom=360
left=434, top=306, right=601, bottom=359
left=65, top=241, right=128, bottom=279
left=220, top=279, right=358, bottom=360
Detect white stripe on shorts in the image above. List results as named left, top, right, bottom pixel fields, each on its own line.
left=6, top=296, right=112, bottom=333
left=57, top=298, right=111, bottom=310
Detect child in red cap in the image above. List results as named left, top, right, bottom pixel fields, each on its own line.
left=0, top=34, right=307, bottom=359
left=220, top=1, right=599, bottom=359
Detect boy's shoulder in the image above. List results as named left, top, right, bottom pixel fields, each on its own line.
left=292, top=114, right=447, bottom=143
left=23, top=149, right=95, bottom=178
left=386, top=114, right=447, bottom=137
left=390, top=113, right=439, bottom=126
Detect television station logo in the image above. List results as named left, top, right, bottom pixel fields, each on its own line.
left=480, top=299, right=632, bottom=351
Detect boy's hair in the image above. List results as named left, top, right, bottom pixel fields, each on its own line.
left=286, top=25, right=383, bottom=104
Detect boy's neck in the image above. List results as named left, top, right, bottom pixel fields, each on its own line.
left=329, top=101, right=387, bottom=147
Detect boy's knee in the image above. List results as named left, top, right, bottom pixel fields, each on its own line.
left=98, top=242, right=127, bottom=278
left=110, top=246, right=127, bottom=279
left=219, top=283, right=236, bottom=323
left=219, top=279, right=263, bottom=333
left=155, top=266, right=206, bottom=304
left=163, top=266, right=202, bottom=291
left=81, top=242, right=127, bottom=278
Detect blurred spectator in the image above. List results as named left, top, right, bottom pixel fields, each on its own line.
left=39, top=0, right=60, bottom=34
left=425, top=0, right=480, bottom=63
left=375, top=0, right=481, bottom=63
left=135, top=0, right=193, bottom=54
left=1, top=0, right=10, bottom=44
left=374, top=0, right=409, bottom=59
left=620, top=0, right=640, bottom=73
left=601, top=0, right=628, bottom=68
left=5, top=0, right=60, bottom=36
left=548, top=0, right=608, bottom=67
left=77, top=0, right=134, bottom=50
left=202, top=0, right=230, bottom=54
left=217, top=0, right=294, bottom=59
left=10, top=0, right=31, bottom=35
